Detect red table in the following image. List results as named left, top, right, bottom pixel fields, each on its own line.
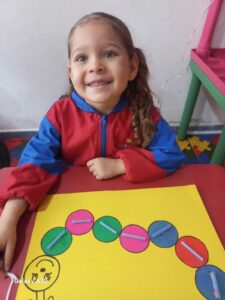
left=0, top=164, right=225, bottom=299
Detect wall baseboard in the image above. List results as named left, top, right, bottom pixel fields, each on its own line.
left=0, top=130, right=37, bottom=139
left=173, top=124, right=223, bottom=135
left=0, top=124, right=223, bottom=139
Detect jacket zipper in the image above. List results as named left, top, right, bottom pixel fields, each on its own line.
left=101, top=115, right=107, bottom=157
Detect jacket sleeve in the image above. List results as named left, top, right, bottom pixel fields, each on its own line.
left=0, top=115, right=64, bottom=210
left=115, top=118, right=185, bottom=183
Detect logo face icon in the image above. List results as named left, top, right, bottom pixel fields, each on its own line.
left=23, top=255, right=60, bottom=294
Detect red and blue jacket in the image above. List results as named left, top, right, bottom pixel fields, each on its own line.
left=0, top=91, right=185, bottom=210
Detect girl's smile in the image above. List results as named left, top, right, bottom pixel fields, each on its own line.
left=68, top=21, right=138, bottom=114
left=86, top=79, right=112, bottom=89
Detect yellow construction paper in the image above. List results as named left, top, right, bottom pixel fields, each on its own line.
left=16, top=185, right=225, bottom=300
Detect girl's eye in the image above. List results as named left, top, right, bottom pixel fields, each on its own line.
left=75, top=55, right=87, bottom=63
left=103, top=50, right=117, bottom=59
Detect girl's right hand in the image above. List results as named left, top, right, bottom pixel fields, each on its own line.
left=0, top=215, right=17, bottom=272
left=0, top=198, right=28, bottom=272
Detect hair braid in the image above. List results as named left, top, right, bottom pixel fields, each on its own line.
left=127, top=48, right=155, bottom=148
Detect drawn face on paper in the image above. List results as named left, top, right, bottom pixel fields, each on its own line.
left=23, top=255, right=60, bottom=292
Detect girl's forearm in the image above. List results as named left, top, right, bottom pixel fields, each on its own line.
left=1, top=199, right=28, bottom=225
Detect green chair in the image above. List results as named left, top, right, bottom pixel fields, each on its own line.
left=177, top=0, right=225, bottom=165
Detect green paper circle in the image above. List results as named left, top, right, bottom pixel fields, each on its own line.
left=41, top=227, right=72, bottom=256
left=93, top=216, right=122, bottom=242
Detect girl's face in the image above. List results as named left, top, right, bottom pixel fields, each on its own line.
left=68, top=21, right=138, bottom=114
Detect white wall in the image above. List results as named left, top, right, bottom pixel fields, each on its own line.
left=0, top=0, right=225, bottom=130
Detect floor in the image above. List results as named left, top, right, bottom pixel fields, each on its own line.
left=176, top=132, right=221, bottom=164
left=2, top=132, right=222, bottom=167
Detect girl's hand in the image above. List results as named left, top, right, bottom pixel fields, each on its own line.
left=0, top=216, right=17, bottom=272
left=0, top=198, right=27, bottom=272
left=86, top=158, right=125, bottom=180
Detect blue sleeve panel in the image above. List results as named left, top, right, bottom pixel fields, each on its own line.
left=18, top=116, right=64, bottom=175
left=148, top=119, right=185, bottom=174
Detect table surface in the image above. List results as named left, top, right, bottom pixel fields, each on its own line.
left=0, top=164, right=225, bottom=299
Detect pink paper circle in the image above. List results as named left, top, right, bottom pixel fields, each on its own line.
left=120, top=225, right=150, bottom=253
left=66, top=210, right=94, bottom=235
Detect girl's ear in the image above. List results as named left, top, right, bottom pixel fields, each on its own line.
left=67, top=64, right=72, bottom=78
left=128, top=54, right=139, bottom=81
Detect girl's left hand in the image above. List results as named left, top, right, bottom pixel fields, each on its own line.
left=86, top=158, right=125, bottom=180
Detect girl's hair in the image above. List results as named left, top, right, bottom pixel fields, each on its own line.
left=67, top=12, right=156, bottom=148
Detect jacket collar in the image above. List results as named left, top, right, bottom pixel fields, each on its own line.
left=71, top=91, right=127, bottom=114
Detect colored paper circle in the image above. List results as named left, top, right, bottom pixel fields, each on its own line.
left=41, top=227, right=72, bottom=256
left=195, top=265, right=225, bottom=300
left=93, top=216, right=122, bottom=242
left=66, top=209, right=94, bottom=235
left=120, top=225, right=150, bottom=253
left=148, top=220, right=178, bottom=248
left=175, top=236, right=208, bottom=268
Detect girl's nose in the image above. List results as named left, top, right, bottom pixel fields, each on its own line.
left=88, top=57, right=104, bottom=73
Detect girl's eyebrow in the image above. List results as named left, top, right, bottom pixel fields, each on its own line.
left=71, top=47, right=87, bottom=56
left=103, top=42, right=121, bottom=49
left=71, top=42, right=122, bottom=56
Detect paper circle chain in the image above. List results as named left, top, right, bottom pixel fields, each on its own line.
left=40, top=209, right=225, bottom=299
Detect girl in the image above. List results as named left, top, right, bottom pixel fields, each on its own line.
left=0, top=12, right=184, bottom=272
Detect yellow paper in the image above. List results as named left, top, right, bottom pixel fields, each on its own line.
left=16, top=185, right=225, bottom=300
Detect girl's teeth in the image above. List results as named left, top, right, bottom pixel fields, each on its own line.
left=89, top=81, right=108, bottom=86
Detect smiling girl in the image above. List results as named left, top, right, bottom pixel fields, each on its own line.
left=0, top=12, right=184, bottom=272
